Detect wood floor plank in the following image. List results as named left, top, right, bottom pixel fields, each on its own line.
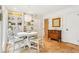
left=40, top=39, right=79, bottom=53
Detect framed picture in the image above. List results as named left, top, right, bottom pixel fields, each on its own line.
left=52, top=18, right=61, bottom=27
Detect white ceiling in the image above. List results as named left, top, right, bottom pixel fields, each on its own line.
left=6, top=5, right=78, bottom=15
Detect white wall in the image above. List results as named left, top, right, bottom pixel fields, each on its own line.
left=0, top=21, right=2, bottom=52
left=44, top=6, right=79, bottom=45
left=63, top=12, right=79, bottom=45
left=2, top=6, right=8, bottom=52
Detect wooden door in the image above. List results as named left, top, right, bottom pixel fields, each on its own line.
left=44, top=19, right=48, bottom=41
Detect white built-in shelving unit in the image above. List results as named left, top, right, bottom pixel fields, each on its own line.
left=7, top=11, right=39, bottom=53
left=7, top=11, right=26, bottom=52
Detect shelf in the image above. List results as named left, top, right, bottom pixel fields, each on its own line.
left=30, top=40, right=38, bottom=43
left=14, top=39, right=25, bottom=43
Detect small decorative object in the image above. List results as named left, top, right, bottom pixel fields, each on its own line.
left=12, top=17, right=14, bottom=20
left=31, top=20, right=34, bottom=22
left=17, top=17, right=21, bottom=20
left=27, top=22, right=31, bottom=26
left=18, top=23, right=22, bottom=25
left=11, top=23, right=15, bottom=25
left=31, top=26, right=33, bottom=30
left=9, top=26, right=13, bottom=30
left=8, top=17, right=10, bottom=20
left=52, top=17, right=61, bottom=27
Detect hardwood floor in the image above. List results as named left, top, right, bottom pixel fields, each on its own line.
left=40, top=39, right=79, bottom=53
left=7, top=38, right=79, bottom=53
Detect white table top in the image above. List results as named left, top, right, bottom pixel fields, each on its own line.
left=17, top=32, right=38, bottom=37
